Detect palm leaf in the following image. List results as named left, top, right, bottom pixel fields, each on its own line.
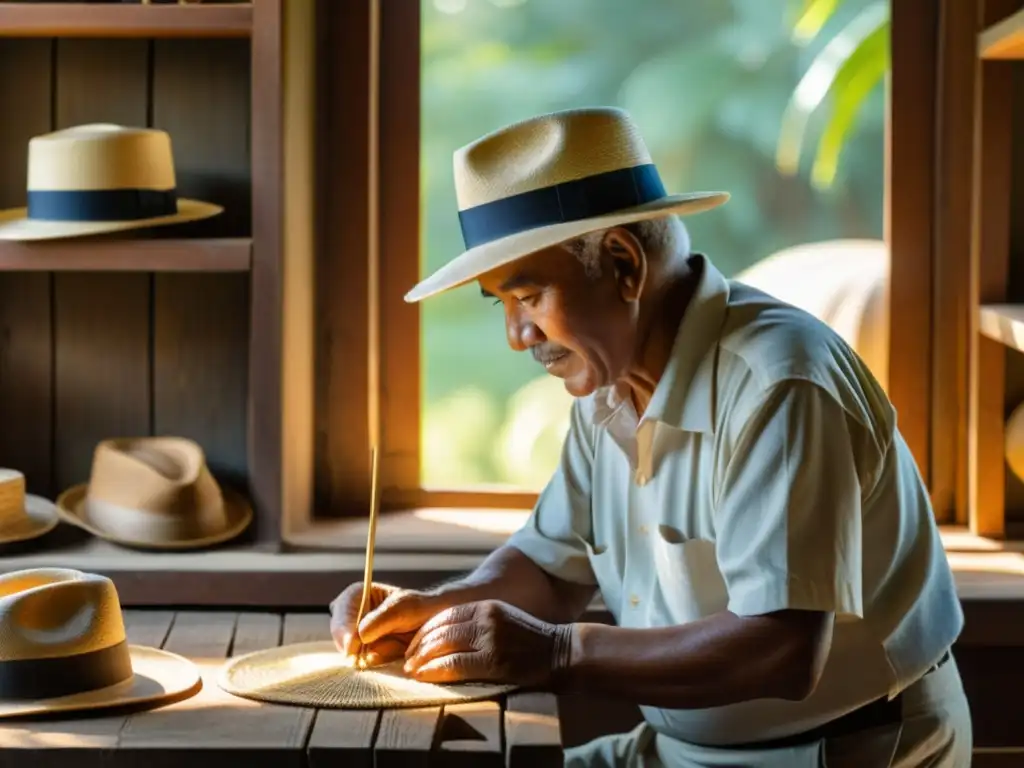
left=792, top=0, right=843, bottom=42
left=776, top=0, right=889, bottom=187
left=811, top=20, right=888, bottom=187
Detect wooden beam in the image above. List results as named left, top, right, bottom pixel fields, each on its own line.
left=967, top=0, right=1019, bottom=538
left=932, top=0, right=981, bottom=524
left=888, top=0, right=939, bottom=487
left=379, top=0, right=422, bottom=499
left=313, top=0, right=373, bottom=519
left=249, top=0, right=285, bottom=546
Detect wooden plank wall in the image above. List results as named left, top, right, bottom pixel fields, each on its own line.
left=0, top=38, right=251, bottom=505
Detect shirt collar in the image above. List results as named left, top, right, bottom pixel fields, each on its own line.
left=594, top=252, right=731, bottom=434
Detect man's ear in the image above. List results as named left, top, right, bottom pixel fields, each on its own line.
left=603, top=227, right=647, bottom=302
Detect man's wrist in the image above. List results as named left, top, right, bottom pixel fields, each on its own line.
left=549, top=622, right=580, bottom=690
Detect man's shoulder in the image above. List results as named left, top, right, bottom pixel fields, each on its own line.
left=721, top=279, right=848, bottom=374
left=715, top=280, right=895, bottom=438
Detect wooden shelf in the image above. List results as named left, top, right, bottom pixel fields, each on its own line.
left=979, top=303, right=1024, bottom=351
left=0, top=2, right=252, bottom=38
left=980, top=7, right=1024, bottom=59
left=0, top=237, right=251, bottom=271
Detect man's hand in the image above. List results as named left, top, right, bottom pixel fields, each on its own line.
left=329, top=582, right=445, bottom=666
left=402, top=600, right=574, bottom=687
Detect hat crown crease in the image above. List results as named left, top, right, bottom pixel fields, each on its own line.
left=454, top=107, right=653, bottom=209
left=0, top=570, right=126, bottom=661
left=81, top=438, right=229, bottom=545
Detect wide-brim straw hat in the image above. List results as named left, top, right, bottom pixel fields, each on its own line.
left=0, top=568, right=201, bottom=718
left=404, top=106, right=730, bottom=303
left=56, top=437, right=252, bottom=551
left=218, top=641, right=516, bottom=709
left=0, top=123, right=222, bottom=241
left=0, top=469, right=59, bottom=546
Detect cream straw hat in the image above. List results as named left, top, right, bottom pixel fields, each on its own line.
left=0, top=568, right=200, bottom=718
left=56, top=437, right=252, bottom=551
left=404, top=106, right=729, bottom=303
left=0, top=469, right=59, bottom=546
left=0, top=123, right=222, bottom=241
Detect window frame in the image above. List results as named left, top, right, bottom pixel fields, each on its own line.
left=305, top=0, right=948, bottom=534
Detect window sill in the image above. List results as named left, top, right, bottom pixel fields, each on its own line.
left=285, top=507, right=530, bottom=553
left=4, top=518, right=1024, bottom=637
left=0, top=532, right=487, bottom=608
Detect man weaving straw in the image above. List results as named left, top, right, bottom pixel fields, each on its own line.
left=330, top=107, right=971, bottom=767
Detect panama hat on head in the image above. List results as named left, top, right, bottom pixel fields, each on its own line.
left=56, top=437, right=252, bottom=551
left=0, top=568, right=201, bottom=718
left=0, top=123, right=222, bottom=241
left=404, top=106, right=730, bottom=303
left=0, top=469, right=59, bottom=546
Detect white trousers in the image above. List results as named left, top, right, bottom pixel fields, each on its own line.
left=564, top=654, right=972, bottom=768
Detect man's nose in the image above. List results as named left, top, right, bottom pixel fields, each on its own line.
left=506, top=308, right=545, bottom=352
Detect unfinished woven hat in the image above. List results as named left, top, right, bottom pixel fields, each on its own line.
left=218, top=641, right=516, bottom=709
left=404, top=106, right=730, bottom=303
left=0, top=469, right=59, bottom=545
left=55, top=437, right=252, bottom=551
left=0, top=123, right=222, bottom=241
left=0, top=568, right=201, bottom=718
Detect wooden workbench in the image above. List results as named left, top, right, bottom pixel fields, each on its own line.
left=0, top=610, right=563, bottom=768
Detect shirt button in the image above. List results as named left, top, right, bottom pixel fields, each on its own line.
left=629, top=594, right=640, bottom=607
left=638, top=524, right=649, bottom=534
left=635, top=472, right=648, bottom=486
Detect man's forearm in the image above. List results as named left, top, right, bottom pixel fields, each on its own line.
left=433, top=544, right=595, bottom=623
left=557, top=609, right=831, bottom=710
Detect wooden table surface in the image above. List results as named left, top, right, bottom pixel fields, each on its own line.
left=0, top=610, right=564, bottom=768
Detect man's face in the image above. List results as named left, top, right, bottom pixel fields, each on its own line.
left=478, top=230, right=645, bottom=397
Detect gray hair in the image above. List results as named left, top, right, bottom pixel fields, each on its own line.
left=559, top=216, right=690, bottom=278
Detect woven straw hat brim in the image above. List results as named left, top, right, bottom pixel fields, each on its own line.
left=0, top=495, right=60, bottom=545
left=0, top=198, right=223, bottom=241
left=404, top=190, right=729, bottom=303
left=218, top=641, right=517, bottom=710
left=0, top=644, right=201, bottom=719
left=55, top=484, right=253, bottom=551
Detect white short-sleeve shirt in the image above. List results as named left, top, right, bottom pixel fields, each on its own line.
left=506, top=253, right=964, bottom=747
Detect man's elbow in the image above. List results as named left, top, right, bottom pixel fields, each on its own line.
left=776, top=654, right=824, bottom=702
left=768, top=610, right=834, bottom=702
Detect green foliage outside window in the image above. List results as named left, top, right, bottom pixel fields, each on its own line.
left=420, top=0, right=888, bottom=490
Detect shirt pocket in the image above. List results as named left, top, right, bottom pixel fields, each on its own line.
left=652, top=526, right=729, bottom=625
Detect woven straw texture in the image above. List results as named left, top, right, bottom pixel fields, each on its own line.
left=0, top=124, right=222, bottom=242
left=403, top=107, right=729, bottom=303
left=218, top=641, right=517, bottom=710
left=0, top=469, right=59, bottom=544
